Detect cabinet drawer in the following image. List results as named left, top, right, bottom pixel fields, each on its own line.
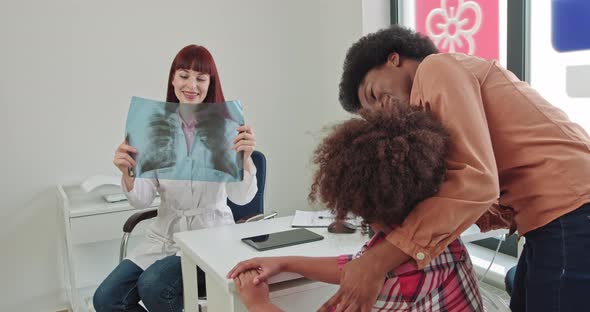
left=270, top=279, right=338, bottom=311
left=70, top=209, right=154, bottom=245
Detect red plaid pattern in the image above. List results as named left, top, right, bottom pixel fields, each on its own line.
left=338, top=229, right=483, bottom=312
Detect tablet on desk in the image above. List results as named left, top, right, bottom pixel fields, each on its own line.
left=241, top=228, right=324, bottom=251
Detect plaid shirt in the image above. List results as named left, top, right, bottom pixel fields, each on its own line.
left=338, top=229, right=483, bottom=312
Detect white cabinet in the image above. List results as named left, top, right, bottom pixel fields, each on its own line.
left=269, top=279, right=339, bottom=311
left=57, top=184, right=159, bottom=312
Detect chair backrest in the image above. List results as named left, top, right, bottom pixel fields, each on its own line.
left=228, top=150, right=266, bottom=222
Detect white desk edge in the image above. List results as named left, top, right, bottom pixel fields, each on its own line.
left=174, top=216, right=507, bottom=294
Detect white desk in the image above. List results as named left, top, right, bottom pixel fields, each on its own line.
left=174, top=216, right=369, bottom=312
left=174, top=217, right=508, bottom=312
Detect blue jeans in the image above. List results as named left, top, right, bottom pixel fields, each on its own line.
left=94, top=256, right=197, bottom=312
left=510, top=203, right=590, bottom=312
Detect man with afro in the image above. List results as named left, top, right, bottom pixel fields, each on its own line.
left=326, top=25, right=590, bottom=312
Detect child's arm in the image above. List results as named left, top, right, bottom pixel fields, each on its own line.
left=282, top=256, right=341, bottom=284
left=228, top=256, right=343, bottom=285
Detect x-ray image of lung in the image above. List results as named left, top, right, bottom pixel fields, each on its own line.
left=125, top=96, right=245, bottom=182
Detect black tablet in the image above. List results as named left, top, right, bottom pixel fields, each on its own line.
left=241, top=228, right=324, bottom=251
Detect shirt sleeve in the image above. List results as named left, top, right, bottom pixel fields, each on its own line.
left=337, top=254, right=354, bottom=271
left=385, top=54, right=500, bottom=268
left=122, top=177, right=158, bottom=209
left=226, top=156, right=258, bottom=205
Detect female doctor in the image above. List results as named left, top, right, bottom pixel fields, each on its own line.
left=93, top=44, right=258, bottom=312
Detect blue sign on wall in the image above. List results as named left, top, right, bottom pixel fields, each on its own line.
left=552, top=0, right=590, bottom=52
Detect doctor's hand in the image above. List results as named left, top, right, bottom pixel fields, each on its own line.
left=113, top=140, right=137, bottom=190
left=113, top=141, right=137, bottom=175
left=233, top=125, right=256, bottom=160
left=227, top=257, right=283, bottom=285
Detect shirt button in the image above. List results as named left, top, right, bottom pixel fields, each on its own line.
left=416, top=252, right=426, bottom=260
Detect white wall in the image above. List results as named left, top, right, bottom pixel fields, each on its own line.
left=362, top=0, right=390, bottom=35
left=0, top=0, right=362, bottom=310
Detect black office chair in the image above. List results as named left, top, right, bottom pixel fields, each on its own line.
left=119, top=150, right=267, bottom=263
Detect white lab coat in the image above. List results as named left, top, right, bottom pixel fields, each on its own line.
left=122, top=158, right=257, bottom=270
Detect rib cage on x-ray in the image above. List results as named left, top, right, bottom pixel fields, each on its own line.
left=139, top=103, right=178, bottom=174
left=194, top=104, right=241, bottom=179
left=125, top=97, right=244, bottom=182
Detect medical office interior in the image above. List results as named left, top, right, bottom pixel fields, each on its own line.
left=1, top=0, right=589, bottom=311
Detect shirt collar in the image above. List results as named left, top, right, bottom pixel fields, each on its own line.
left=177, top=111, right=197, bottom=129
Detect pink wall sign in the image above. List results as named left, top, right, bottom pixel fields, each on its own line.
left=415, top=0, right=499, bottom=61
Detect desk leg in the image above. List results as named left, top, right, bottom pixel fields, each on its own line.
left=180, top=251, right=199, bottom=312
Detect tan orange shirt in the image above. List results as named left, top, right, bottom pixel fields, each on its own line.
left=387, top=53, right=590, bottom=268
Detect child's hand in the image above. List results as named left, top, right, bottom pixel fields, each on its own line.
left=235, top=269, right=271, bottom=310
left=227, top=257, right=283, bottom=285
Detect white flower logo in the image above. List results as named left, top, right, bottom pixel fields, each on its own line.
left=425, top=0, right=482, bottom=54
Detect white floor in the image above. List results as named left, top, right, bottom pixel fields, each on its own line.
left=480, top=281, right=511, bottom=312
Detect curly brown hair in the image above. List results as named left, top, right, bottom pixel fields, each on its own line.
left=309, top=103, right=449, bottom=228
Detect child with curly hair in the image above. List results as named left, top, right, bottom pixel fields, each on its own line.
left=227, top=103, right=483, bottom=312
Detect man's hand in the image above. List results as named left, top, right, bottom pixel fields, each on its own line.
left=318, top=255, right=382, bottom=312
left=318, top=240, right=411, bottom=312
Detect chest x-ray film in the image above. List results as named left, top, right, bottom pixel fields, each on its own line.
left=125, top=96, right=245, bottom=182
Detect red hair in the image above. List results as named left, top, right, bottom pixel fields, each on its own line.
left=166, top=45, right=225, bottom=103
